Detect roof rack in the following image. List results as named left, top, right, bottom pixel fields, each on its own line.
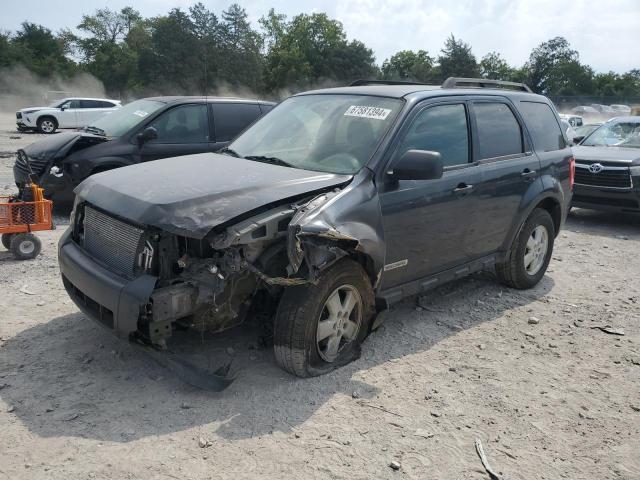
left=442, top=77, right=533, bottom=93
left=349, top=79, right=429, bottom=87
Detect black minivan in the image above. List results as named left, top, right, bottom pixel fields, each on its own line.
left=13, top=96, right=275, bottom=201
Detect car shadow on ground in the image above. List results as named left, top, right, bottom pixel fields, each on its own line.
left=0, top=271, right=554, bottom=443
left=566, top=208, right=640, bottom=238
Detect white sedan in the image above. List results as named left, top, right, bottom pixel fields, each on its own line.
left=16, top=97, right=122, bottom=134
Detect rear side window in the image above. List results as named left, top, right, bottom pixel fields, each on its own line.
left=213, top=103, right=261, bottom=142
left=519, top=101, right=566, bottom=152
left=473, top=102, right=523, bottom=159
left=396, top=103, right=470, bottom=168
left=81, top=100, right=103, bottom=108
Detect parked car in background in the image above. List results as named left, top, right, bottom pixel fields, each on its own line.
left=13, top=96, right=276, bottom=201
left=560, top=119, right=577, bottom=144
left=571, top=105, right=600, bottom=122
left=571, top=116, right=640, bottom=213
left=16, top=98, right=122, bottom=134
left=58, top=78, right=573, bottom=380
left=559, top=113, right=583, bottom=128
left=611, top=104, right=632, bottom=115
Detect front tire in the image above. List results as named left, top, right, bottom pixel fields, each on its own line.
left=273, top=259, right=375, bottom=377
left=37, top=116, right=57, bottom=134
left=10, top=233, right=42, bottom=260
left=496, top=208, right=554, bottom=289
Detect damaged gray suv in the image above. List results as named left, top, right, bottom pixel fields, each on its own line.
left=59, top=78, right=574, bottom=379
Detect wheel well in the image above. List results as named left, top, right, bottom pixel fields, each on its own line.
left=38, top=115, right=57, bottom=126
left=535, top=197, right=562, bottom=236
left=349, top=251, right=378, bottom=287
left=90, top=164, right=122, bottom=175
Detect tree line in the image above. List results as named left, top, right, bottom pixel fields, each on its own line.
left=1, top=3, right=639, bottom=100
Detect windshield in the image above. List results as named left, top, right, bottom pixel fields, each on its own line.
left=582, top=121, right=640, bottom=148
left=86, top=99, right=165, bottom=138
left=228, top=94, right=402, bottom=174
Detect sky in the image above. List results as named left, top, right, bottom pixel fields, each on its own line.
left=2, top=0, right=639, bottom=73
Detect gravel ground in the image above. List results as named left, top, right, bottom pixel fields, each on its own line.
left=0, top=112, right=639, bottom=480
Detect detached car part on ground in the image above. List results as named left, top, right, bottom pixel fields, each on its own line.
left=58, top=78, right=573, bottom=384
left=13, top=97, right=275, bottom=202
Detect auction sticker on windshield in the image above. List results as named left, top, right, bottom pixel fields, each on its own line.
left=344, top=105, right=392, bottom=120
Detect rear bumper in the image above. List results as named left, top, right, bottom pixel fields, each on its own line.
left=58, top=228, right=157, bottom=338
left=572, top=184, right=640, bottom=213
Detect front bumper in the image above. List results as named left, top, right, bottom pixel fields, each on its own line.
left=58, top=228, right=157, bottom=339
left=14, top=163, right=74, bottom=200
left=572, top=183, right=640, bottom=213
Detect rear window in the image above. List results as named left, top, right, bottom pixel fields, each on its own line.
left=519, top=101, right=565, bottom=152
left=212, top=103, right=262, bottom=142
left=473, top=102, right=523, bottom=159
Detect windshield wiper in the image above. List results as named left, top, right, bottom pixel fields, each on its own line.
left=84, top=125, right=106, bottom=136
left=219, top=147, right=241, bottom=157
left=244, top=155, right=295, bottom=168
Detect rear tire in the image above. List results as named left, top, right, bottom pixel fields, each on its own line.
left=496, top=208, right=554, bottom=289
left=37, top=116, right=57, bottom=134
left=10, top=233, right=42, bottom=260
left=1, top=233, right=13, bottom=250
left=273, top=259, right=375, bottom=377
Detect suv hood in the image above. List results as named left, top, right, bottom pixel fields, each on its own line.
left=22, top=131, right=108, bottom=162
left=75, top=153, right=353, bottom=239
left=572, top=145, right=640, bottom=164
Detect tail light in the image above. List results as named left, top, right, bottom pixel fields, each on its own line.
left=568, top=156, right=575, bottom=191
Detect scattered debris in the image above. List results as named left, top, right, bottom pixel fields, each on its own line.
left=6, top=405, right=15, bottom=413
left=414, top=429, right=435, bottom=439
left=430, top=411, right=441, bottom=418
left=475, top=438, right=502, bottom=480
left=389, top=460, right=401, bottom=471
left=64, top=413, right=79, bottom=421
left=180, top=402, right=192, bottom=409
left=19, top=285, right=36, bottom=295
left=357, top=401, right=403, bottom=418
left=591, top=325, right=625, bottom=336
left=198, top=437, right=212, bottom=448
left=528, top=316, right=540, bottom=325
left=351, top=391, right=360, bottom=399
left=630, top=405, right=640, bottom=412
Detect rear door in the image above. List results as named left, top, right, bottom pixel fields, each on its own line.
left=79, top=100, right=108, bottom=125
left=379, top=100, right=480, bottom=289
left=137, top=103, right=211, bottom=162
left=465, top=99, right=541, bottom=258
left=211, top=103, right=262, bottom=151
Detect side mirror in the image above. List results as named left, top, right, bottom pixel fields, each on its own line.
left=387, top=149, right=444, bottom=181
left=60, top=105, right=66, bottom=111
left=572, top=135, right=585, bottom=145
left=137, top=126, right=158, bottom=144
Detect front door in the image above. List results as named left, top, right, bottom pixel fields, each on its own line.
left=379, top=101, right=479, bottom=289
left=58, top=99, right=82, bottom=128
left=137, top=104, right=212, bottom=162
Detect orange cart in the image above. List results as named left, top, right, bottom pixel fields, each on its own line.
left=0, top=184, right=53, bottom=260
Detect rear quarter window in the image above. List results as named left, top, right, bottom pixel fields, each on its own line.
left=212, top=103, right=262, bottom=142
left=519, top=101, right=566, bottom=152
left=473, top=102, right=524, bottom=159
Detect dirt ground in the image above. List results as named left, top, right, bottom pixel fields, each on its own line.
left=0, top=112, right=639, bottom=480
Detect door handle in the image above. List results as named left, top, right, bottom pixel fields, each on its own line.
left=521, top=169, right=537, bottom=181
left=453, top=183, right=474, bottom=194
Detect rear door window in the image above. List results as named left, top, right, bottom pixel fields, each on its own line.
left=519, top=101, right=566, bottom=151
left=80, top=100, right=103, bottom=108
left=396, top=103, right=470, bottom=168
left=473, top=102, right=524, bottom=159
left=148, top=104, right=209, bottom=143
left=212, top=103, right=261, bottom=142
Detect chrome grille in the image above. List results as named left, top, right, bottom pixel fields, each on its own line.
left=83, top=206, right=144, bottom=277
left=575, top=162, right=632, bottom=189
left=14, top=150, right=48, bottom=176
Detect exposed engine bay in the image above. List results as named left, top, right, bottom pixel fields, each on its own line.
left=69, top=187, right=360, bottom=348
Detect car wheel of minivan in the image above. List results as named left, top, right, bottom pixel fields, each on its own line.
left=273, top=259, right=375, bottom=377
left=496, top=208, right=555, bottom=289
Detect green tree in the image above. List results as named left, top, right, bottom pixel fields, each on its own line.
left=479, top=51, right=514, bottom=80
left=381, top=50, right=435, bottom=82
left=261, top=11, right=376, bottom=90
left=11, top=22, right=76, bottom=77
left=437, top=35, right=479, bottom=80
left=523, top=36, right=596, bottom=95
